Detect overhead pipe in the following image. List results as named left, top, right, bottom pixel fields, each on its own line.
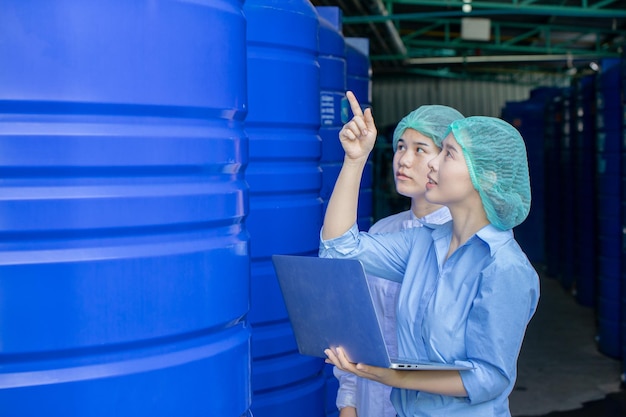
left=370, top=0, right=407, bottom=57
left=406, top=53, right=603, bottom=65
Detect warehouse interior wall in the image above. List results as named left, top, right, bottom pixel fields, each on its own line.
left=372, top=74, right=569, bottom=128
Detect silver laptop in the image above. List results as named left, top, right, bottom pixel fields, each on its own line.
left=271, top=254, right=472, bottom=371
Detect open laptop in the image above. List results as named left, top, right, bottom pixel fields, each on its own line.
left=271, top=254, right=472, bottom=371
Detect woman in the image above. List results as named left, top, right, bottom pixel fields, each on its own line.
left=335, top=104, right=463, bottom=417
left=321, top=91, right=539, bottom=417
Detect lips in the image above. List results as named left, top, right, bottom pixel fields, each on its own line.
left=396, top=170, right=411, bottom=181
left=426, top=175, right=437, bottom=189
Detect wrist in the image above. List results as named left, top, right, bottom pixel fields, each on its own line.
left=343, top=154, right=369, bottom=168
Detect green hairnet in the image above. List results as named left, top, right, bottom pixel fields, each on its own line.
left=448, top=116, right=531, bottom=230
left=393, top=105, right=464, bottom=151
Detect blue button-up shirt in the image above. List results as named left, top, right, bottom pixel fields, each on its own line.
left=320, top=222, right=539, bottom=417
left=334, top=207, right=451, bottom=417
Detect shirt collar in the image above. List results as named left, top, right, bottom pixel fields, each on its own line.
left=420, top=206, right=451, bottom=225
left=404, top=207, right=452, bottom=229
left=430, top=222, right=514, bottom=257
left=475, top=224, right=514, bottom=256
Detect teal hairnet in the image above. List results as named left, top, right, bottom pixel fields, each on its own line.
left=448, top=116, right=531, bottom=230
left=393, top=105, right=464, bottom=151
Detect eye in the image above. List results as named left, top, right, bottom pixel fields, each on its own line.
left=397, top=143, right=406, bottom=151
left=416, top=147, right=425, bottom=153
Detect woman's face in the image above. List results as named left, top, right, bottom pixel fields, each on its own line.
left=425, top=133, right=477, bottom=207
left=393, top=128, right=440, bottom=200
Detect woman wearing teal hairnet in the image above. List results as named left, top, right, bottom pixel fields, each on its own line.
left=334, top=104, right=463, bottom=417
left=320, top=91, right=540, bottom=417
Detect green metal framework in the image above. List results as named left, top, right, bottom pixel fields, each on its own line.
left=339, top=0, right=625, bottom=79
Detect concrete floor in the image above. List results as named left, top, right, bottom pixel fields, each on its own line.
left=509, top=268, right=625, bottom=417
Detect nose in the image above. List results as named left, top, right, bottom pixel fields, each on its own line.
left=427, top=151, right=440, bottom=171
left=398, top=150, right=413, bottom=167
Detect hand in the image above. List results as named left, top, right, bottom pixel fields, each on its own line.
left=324, top=347, right=397, bottom=386
left=326, top=347, right=467, bottom=397
left=339, top=91, right=377, bottom=162
left=339, top=406, right=357, bottom=417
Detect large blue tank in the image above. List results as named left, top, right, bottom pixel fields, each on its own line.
left=595, top=58, right=623, bottom=359
left=244, top=1, right=325, bottom=416
left=544, top=92, right=566, bottom=278
left=317, top=7, right=347, bottom=217
left=0, top=2, right=250, bottom=416
left=558, top=88, right=576, bottom=291
left=345, top=38, right=374, bottom=231
left=572, top=74, right=597, bottom=307
left=316, top=7, right=346, bottom=417
left=501, top=97, right=548, bottom=265
left=502, top=87, right=561, bottom=267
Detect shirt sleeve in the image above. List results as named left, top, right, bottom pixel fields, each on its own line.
left=460, top=253, right=540, bottom=404
left=333, top=367, right=357, bottom=410
left=319, top=223, right=413, bottom=283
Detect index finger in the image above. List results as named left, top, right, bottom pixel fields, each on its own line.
left=345, top=91, right=363, bottom=118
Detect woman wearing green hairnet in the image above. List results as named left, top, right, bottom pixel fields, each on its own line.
left=320, top=91, right=540, bottom=417
left=334, top=105, right=463, bottom=417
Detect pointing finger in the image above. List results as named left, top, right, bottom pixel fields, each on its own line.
left=363, top=108, right=375, bottom=131
left=345, top=91, right=363, bottom=118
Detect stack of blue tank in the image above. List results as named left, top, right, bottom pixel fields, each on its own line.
left=0, top=2, right=250, bottom=416
left=558, top=88, right=577, bottom=291
left=572, top=74, right=598, bottom=307
left=244, top=1, right=326, bottom=416
left=318, top=7, right=347, bottom=221
left=346, top=38, right=374, bottom=231
left=316, top=6, right=347, bottom=417
left=620, top=53, right=626, bottom=381
left=501, top=87, right=561, bottom=265
left=544, top=92, right=567, bottom=278
left=595, top=58, right=623, bottom=359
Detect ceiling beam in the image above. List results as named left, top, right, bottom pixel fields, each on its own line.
left=342, top=4, right=626, bottom=24
left=386, top=1, right=626, bottom=17
left=404, top=53, right=605, bottom=64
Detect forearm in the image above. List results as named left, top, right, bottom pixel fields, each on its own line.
left=326, top=348, right=467, bottom=398
left=323, top=91, right=376, bottom=240
left=338, top=406, right=357, bottom=417
left=391, top=369, right=467, bottom=397
left=322, top=156, right=368, bottom=240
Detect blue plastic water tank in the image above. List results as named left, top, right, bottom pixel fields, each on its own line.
left=317, top=7, right=347, bottom=218
left=544, top=93, right=566, bottom=278
left=595, top=58, right=623, bottom=359
left=244, top=1, right=325, bottom=416
left=345, top=38, right=374, bottom=231
left=558, top=88, right=576, bottom=290
left=572, top=74, right=597, bottom=307
left=0, top=2, right=250, bottom=416
left=316, top=7, right=346, bottom=417
left=502, top=98, right=548, bottom=264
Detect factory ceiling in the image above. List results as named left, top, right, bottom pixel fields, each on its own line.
left=310, top=0, right=626, bottom=81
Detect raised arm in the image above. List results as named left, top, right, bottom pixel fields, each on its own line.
left=322, top=91, right=378, bottom=240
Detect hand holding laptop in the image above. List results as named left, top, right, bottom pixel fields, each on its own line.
left=271, top=254, right=472, bottom=371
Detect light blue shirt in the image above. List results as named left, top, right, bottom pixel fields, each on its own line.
left=320, top=222, right=539, bottom=417
left=334, top=207, right=451, bottom=417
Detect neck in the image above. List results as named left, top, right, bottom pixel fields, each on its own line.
left=410, top=197, right=445, bottom=219
left=446, top=204, right=489, bottom=260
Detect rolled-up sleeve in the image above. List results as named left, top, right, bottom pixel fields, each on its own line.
left=333, top=367, right=357, bottom=410
left=319, top=223, right=362, bottom=258
left=319, top=223, right=413, bottom=283
left=460, top=258, right=539, bottom=404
